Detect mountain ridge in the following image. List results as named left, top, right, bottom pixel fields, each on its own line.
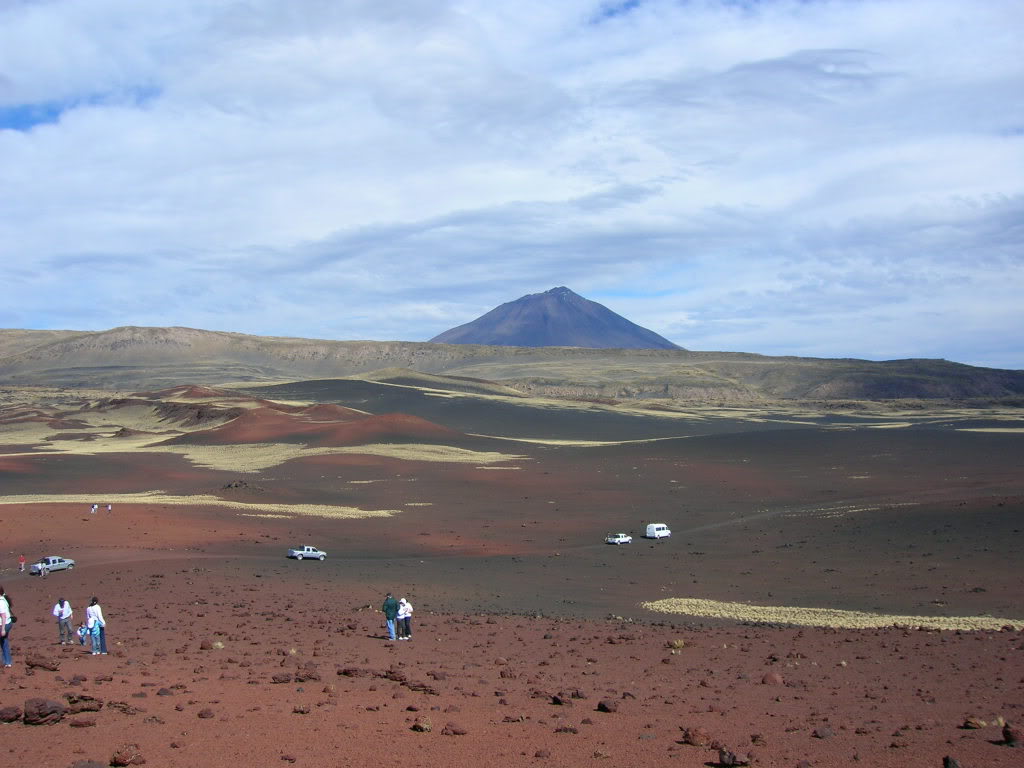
left=1, top=325, right=1022, bottom=403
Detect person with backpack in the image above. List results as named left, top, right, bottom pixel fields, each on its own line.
left=52, top=597, right=73, bottom=645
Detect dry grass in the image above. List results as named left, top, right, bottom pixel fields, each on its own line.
left=641, top=597, right=1024, bottom=631
left=0, top=492, right=399, bottom=519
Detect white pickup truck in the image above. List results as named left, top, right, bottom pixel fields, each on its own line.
left=287, top=545, right=327, bottom=561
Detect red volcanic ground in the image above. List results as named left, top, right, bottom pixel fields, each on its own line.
left=0, top=387, right=1022, bottom=767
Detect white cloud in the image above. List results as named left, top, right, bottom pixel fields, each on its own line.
left=0, top=0, right=1021, bottom=368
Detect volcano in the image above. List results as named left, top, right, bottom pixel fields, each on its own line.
left=429, top=286, right=682, bottom=349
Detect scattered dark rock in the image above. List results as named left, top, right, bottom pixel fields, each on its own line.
left=23, top=698, right=65, bottom=725
left=596, top=699, right=618, bottom=713
left=1005, top=722, right=1022, bottom=747
left=25, top=653, right=60, bottom=671
left=717, top=749, right=750, bottom=766
left=943, top=758, right=962, bottom=768
left=441, top=722, right=467, bottom=736
left=68, top=761, right=106, bottom=768
left=411, top=716, right=432, bottom=732
left=197, top=708, right=215, bottom=719
left=812, top=727, right=834, bottom=740
left=110, top=743, right=146, bottom=766
left=680, top=726, right=712, bottom=746
left=761, top=672, right=784, bottom=685
left=0, top=705, right=22, bottom=723
left=68, top=717, right=97, bottom=728
left=64, top=694, right=103, bottom=714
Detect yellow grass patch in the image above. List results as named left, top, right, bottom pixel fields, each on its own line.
left=641, top=597, right=1024, bottom=631
left=0, top=492, right=398, bottom=519
left=1, top=437, right=526, bottom=473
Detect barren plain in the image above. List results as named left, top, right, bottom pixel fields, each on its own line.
left=0, top=378, right=1021, bottom=767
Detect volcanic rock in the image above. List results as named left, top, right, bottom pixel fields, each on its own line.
left=64, top=694, right=103, bottom=714
left=681, top=726, right=712, bottom=746
left=0, top=706, right=22, bottom=722
left=25, top=653, right=60, bottom=671
left=596, top=699, right=618, bottom=713
left=717, top=749, right=751, bottom=766
left=23, top=698, right=65, bottom=725
left=441, top=722, right=467, bottom=736
left=1004, top=722, right=1022, bottom=747
left=110, top=743, right=146, bottom=766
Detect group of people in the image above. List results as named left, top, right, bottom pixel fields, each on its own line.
left=52, top=597, right=108, bottom=654
left=0, top=587, right=110, bottom=669
left=381, top=592, right=413, bottom=641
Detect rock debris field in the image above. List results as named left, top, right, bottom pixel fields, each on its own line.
left=0, top=384, right=1021, bottom=766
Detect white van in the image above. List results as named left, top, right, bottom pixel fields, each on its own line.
left=644, top=523, right=671, bottom=539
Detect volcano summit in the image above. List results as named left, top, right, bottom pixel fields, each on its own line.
left=429, top=286, right=681, bottom=349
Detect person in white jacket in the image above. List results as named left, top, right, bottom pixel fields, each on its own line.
left=52, top=598, right=73, bottom=645
left=85, top=597, right=107, bottom=655
left=397, top=597, right=413, bottom=640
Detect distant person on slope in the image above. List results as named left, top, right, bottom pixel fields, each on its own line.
left=17, top=555, right=25, bottom=573
left=53, top=597, right=73, bottom=645
left=397, top=597, right=413, bottom=640
left=382, top=592, right=399, bottom=641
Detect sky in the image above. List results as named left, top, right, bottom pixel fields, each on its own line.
left=1, top=0, right=1022, bottom=369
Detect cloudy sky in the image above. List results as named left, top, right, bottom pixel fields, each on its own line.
left=1, top=0, right=1021, bottom=368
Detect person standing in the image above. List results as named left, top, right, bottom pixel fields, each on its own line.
left=0, top=586, right=13, bottom=667
left=90, top=504, right=97, bottom=514
left=53, top=598, right=73, bottom=645
left=85, top=597, right=107, bottom=655
left=381, top=592, right=399, bottom=641
left=17, top=555, right=25, bottom=573
left=397, top=597, right=413, bottom=640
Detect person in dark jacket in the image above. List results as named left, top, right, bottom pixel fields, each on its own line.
left=381, top=592, right=399, bottom=641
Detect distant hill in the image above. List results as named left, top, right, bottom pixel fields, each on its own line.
left=429, top=287, right=681, bottom=350
left=1, top=325, right=1022, bottom=403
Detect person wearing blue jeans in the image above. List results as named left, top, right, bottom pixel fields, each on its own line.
left=0, top=586, right=13, bottom=667
left=381, top=592, right=399, bottom=641
left=86, top=596, right=107, bottom=655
